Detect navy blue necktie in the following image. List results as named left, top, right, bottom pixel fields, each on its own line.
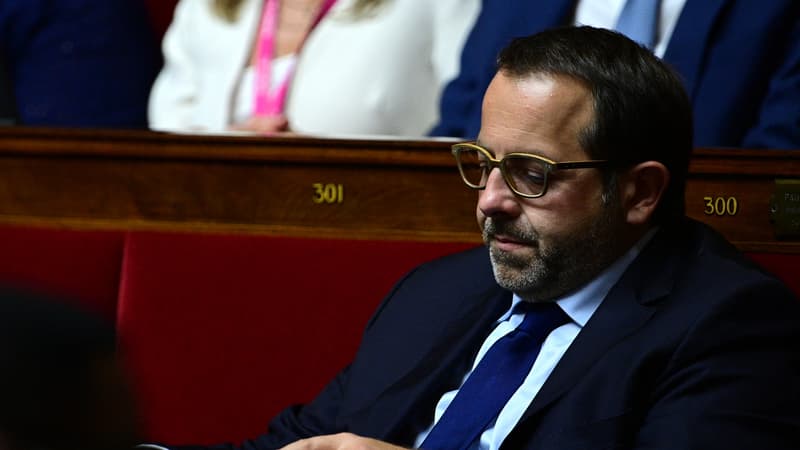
left=615, top=0, right=662, bottom=50
left=420, top=302, right=569, bottom=450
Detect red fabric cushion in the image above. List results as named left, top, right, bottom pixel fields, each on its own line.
left=117, top=231, right=477, bottom=444
left=748, top=252, right=800, bottom=297
left=0, top=225, right=124, bottom=322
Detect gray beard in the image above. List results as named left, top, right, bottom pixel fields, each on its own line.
left=484, top=198, right=626, bottom=302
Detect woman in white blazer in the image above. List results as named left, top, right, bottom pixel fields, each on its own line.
left=148, top=0, right=480, bottom=137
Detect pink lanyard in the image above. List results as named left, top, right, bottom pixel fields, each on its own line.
left=253, top=0, right=337, bottom=116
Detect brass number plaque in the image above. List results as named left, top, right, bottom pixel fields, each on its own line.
left=703, top=196, right=738, bottom=216
left=771, top=179, right=800, bottom=238
left=312, top=183, right=344, bottom=204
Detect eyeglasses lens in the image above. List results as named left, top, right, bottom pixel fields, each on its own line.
left=456, top=147, right=487, bottom=188
left=504, top=156, right=547, bottom=196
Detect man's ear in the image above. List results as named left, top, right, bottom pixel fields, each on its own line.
left=618, top=161, right=670, bottom=226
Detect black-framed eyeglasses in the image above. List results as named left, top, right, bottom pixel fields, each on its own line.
left=452, top=142, right=612, bottom=198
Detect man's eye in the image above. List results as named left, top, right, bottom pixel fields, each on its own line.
left=508, top=163, right=545, bottom=186
left=523, top=170, right=545, bottom=185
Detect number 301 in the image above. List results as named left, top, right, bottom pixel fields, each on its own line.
left=312, top=183, right=344, bottom=204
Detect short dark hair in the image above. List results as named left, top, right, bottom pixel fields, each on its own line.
left=497, top=26, right=693, bottom=224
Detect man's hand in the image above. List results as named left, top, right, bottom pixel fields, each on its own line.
left=279, top=433, right=409, bottom=450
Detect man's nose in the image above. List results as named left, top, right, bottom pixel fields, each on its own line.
left=477, top=168, right=521, bottom=218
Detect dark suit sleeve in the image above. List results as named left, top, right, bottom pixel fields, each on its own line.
left=234, top=365, right=355, bottom=450
left=740, top=15, right=800, bottom=149
left=159, top=368, right=352, bottom=450
left=634, top=281, right=800, bottom=449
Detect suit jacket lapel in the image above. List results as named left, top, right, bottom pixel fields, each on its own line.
left=517, top=227, right=680, bottom=422
left=663, top=0, right=729, bottom=98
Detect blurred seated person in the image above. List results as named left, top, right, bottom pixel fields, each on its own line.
left=431, top=0, right=800, bottom=149
left=0, top=288, right=140, bottom=450
left=148, top=0, right=480, bottom=136
left=0, top=0, right=160, bottom=128
left=0, top=47, right=15, bottom=125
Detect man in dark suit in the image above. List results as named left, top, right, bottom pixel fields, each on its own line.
left=163, top=27, right=799, bottom=450
left=431, top=0, right=800, bottom=150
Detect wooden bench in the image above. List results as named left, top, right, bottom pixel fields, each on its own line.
left=1, top=127, right=798, bottom=444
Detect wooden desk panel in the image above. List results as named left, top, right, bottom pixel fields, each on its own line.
left=685, top=149, right=800, bottom=253
left=0, top=127, right=479, bottom=241
left=0, top=127, right=798, bottom=251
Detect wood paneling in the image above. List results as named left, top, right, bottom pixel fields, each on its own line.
left=1, top=127, right=798, bottom=251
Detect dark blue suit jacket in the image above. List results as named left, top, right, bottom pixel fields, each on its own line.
left=196, top=219, right=800, bottom=449
left=0, top=0, right=160, bottom=128
left=431, top=0, right=800, bottom=149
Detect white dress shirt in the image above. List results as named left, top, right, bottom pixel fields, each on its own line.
left=574, top=0, right=688, bottom=57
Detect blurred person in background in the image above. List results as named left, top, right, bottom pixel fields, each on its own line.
left=0, top=288, right=140, bottom=450
left=0, top=0, right=161, bottom=128
left=431, top=0, right=800, bottom=149
left=0, top=47, right=15, bottom=125
left=148, top=0, right=479, bottom=137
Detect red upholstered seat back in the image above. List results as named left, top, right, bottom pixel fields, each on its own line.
left=116, top=231, right=477, bottom=444
left=0, top=225, right=124, bottom=322
left=1, top=223, right=797, bottom=446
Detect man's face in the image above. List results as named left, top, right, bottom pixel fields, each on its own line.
left=477, top=72, right=628, bottom=301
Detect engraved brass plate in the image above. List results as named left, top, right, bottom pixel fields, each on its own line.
left=770, top=179, right=800, bottom=239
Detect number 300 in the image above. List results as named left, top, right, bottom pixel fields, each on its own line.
left=703, top=196, right=738, bottom=216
